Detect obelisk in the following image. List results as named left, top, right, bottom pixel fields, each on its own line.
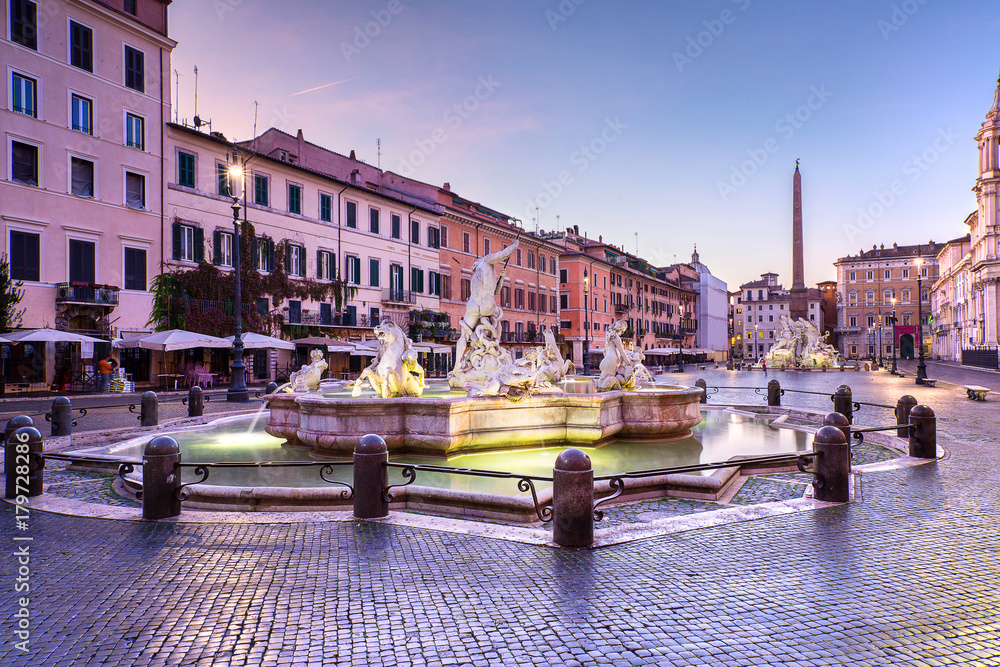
left=789, top=160, right=808, bottom=321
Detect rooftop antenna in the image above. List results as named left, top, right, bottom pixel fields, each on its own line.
left=535, top=206, right=540, bottom=233
left=192, top=66, right=210, bottom=131
left=377, top=138, right=381, bottom=170
left=635, top=232, right=638, bottom=254
left=173, top=69, right=180, bottom=123
left=251, top=101, right=259, bottom=151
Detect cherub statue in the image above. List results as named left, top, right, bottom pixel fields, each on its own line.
left=287, top=348, right=328, bottom=393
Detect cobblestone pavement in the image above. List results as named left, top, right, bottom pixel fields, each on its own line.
left=3, top=370, right=1000, bottom=666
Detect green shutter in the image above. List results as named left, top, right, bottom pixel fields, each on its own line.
left=267, top=240, right=275, bottom=272
left=251, top=237, right=258, bottom=270
left=285, top=243, right=292, bottom=272
left=172, top=222, right=181, bottom=260
left=213, top=230, right=221, bottom=265
left=316, top=249, right=323, bottom=279
left=299, top=247, right=307, bottom=277
left=193, top=227, right=204, bottom=263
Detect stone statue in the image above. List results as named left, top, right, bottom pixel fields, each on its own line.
left=595, top=319, right=651, bottom=391
left=764, top=315, right=840, bottom=368
left=463, top=353, right=560, bottom=401
left=536, top=329, right=573, bottom=383
left=353, top=319, right=425, bottom=398
left=449, top=240, right=519, bottom=389
left=287, top=348, right=328, bottom=393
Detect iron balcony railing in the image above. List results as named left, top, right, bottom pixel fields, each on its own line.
left=55, top=283, right=119, bottom=306
left=382, top=288, right=418, bottom=305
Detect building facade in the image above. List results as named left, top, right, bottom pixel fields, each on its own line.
left=834, top=242, right=942, bottom=362
left=931, top=232, right=972, bottom=361
left=969, top=77, right=1000, bottom=346
left=731, top=273, right=824, bottom=362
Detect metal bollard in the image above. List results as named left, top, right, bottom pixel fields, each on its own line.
left=187, top=386, right=204, bottom=418
left=767, top=379, right=781, bottom=407
left=823, top=411, right=851, bottom=448
left=51, top=396, right=72, bottom=437
left=808, top=425, right=851, bottom=503
left=908, top=405, right=937, bottom=458
left=695, top=378, right=707, bottom=404
left=832, top=384, right=853, bottom=424
left=142, top=436, right=181, bottom=520
left=5, top=426, right=44, bottom=499
left=266, top=382, right=278, bottom=395
left=140, top=391, right=158, bottom=427
left=896, top=395, right=917, bottom=438
left=353, top=434, right=388, bottom=519
left=553, top=448, right=594, bottom=548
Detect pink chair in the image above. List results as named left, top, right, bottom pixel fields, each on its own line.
left=182, top=362, right=197, bottom=387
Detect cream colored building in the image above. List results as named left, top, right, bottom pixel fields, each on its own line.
left=931, top=231, right=972, bottom=361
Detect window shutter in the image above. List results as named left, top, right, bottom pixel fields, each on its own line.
left=213, top=230, right=222, bottom=265
left=267, top=240, right=275, bottom=272
left=251, top=237, right=259, bottom=270
left=329, top=254, right=336, bottom=280
left=299, top=247, right=306, bottom=277
left=285, top=243, right=292, bottom=272
left=172, top=222, right=181, bottom=260
left=317, top=250, right=323, bottom=279
left=194, top=227, right=204, bottom=263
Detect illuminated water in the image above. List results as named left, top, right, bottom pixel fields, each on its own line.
left=115, top=410, right=809, bottom=495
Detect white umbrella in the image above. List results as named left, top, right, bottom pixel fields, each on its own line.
left=134, top=329, right=230, bottom=352
left=3, top=328, right=106, bottom=343
left=222, top=332, right=295, bottom=351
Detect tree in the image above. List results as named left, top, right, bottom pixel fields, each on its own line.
left=0, top=254, right=24, bottom=333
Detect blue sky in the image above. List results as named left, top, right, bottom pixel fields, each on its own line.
left=170, top=0, right=999, bottom=291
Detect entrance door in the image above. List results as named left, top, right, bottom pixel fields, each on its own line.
left=899, top=334, right=914, bottom=359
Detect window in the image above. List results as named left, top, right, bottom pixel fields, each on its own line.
left=346, top=201, right=357, bottom=228
left=528, top=291, right=536, bottom=312
left=369, top=207, right=379, bottom=234
left=287, top=300, right=301, bottom=324
left=12, top=72, right=36, bottom=117
left=484, top=238, right=491, bottom=255
left=253, top=174, right=268, bottom=206
left=848, top=290, right=857, bottom=305
left=10, top=230, right=39, bottom=281
left=428, top=271, right=441, bottom=296
left=884, top=269, right=891, bottom=279
left=550, top=295, right=557, bottom=313
left=10, top=0, right=36, bottom=49
left=539, top=254, right=546, bottom=273
left=213, top=230, right=233, bottom=267
left=410, top=267, right=424, bottom=293
left=883, top=289, right=892, bottom=302
left=124, top=0, right=136, bottom=14
left=70, top=21, right=93, bottom=72
left=216, top=163, right=229, bottom=196
left=71, top=157, right=93, bottom=197
left=849, top=315, right=857, bottom=327
left=288, top=184, right=302, bottom=214
left=172, top=223, right=203, bottom=263
left=320, top=194, right=332, bottom=222
left=286, top=243, right=305, bottom=277
left=515, top=248, right=522, bottom=266
left=427, top=227, right=439, bottom=249
left=125, top=172, right=145, bottom=209
left=560, top=294, right=569, bottom=309
left=253, top=237, right=275, bottom=272
left=390, top=213, right=401, bottom=239
left=515, top=288, right=524, bottom=309
left=69, top=239, right=95, bottom=284
left=921, top=267, right=928, bottom=278
left=124, top=247, right=146, bottom=290
left=867, top=315, right=875, bottom=327
left=317, top=250, right=336, bottom=280
left=527, top=252, right=535, bottom=269
left=126, top=113, right=144, bottom=150
left=560, top=269, right=568, bottom=284
left=460, top=278, right=471, bottom=302
left=902, top=268, right=909, bottom=279
left=462, top=231, right=470, bottom=253
left=71, top=94, right=92, bottom=134
left=177, top=151, right=195, bottom=188
left=124, top=46, right=144, bottom=93
left=866, top=270, right=873, bottom=281
left=11, top=141, right=38, bottom=185
left=389, top=263, right=404, bottom=296
left=345, top=255, right=361, bottom=284
left=441, top=274, right=451, bottom=300
left=320, top=302, right=332, bottom=325
left=440, top=225, right=448, bottom=249
left=369, top=258, right=380, bottom=287
left=410, top=219, right=420, bottom=244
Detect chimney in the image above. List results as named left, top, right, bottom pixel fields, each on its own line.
left=296, top=129, right=304, bottom=158
left=349, top=150, right=357, bottom=160
left=574, top=225, right=579, bottom=234
left=599, top=235, right=602, bottom=243
left=443, top=182, right=451, bottom=191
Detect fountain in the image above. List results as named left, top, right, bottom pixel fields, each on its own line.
left=266, top=244, right=703, bottom=456
left=764, top=314, right=841, bottom=369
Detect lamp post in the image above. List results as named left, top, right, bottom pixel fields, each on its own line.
left=753, top=322, right=758, bottom=365
left=915, top=253, right=927, bottom=383
left=677, top=303, right=685, bottom=372
left=890, top=297, right=898, bottom=375
left=583, top=270, right=590, bottom=376
left=226, top=147, right=249, bottom=402
left=877, top=316, right=884, bottom=370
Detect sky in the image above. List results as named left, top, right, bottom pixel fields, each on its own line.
left=169, top=0, right=1000, bottom=291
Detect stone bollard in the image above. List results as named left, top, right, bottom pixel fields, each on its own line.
left=353, top=434, right=388, bottom=519
left=767, top=379, right=781, bottom=407
left=832, top=385, right=853, bottom=424
left=140, top=391, right=158, bottom=427
left=552, top=448, right=594, bottom=548
left=823, top=412, right=851, bottom=448
left=695, top=379, right=707, bottom=404
left=266, top=382, right=278, bottom=395
left=51, top=396, right=72, bottom=437
left=187, top=386, right=204, bottom=418
left=4, top=415, right=34, bottom=444
left=809, top=425, right=851, bottom=503
left=142, top=436, right=181, bottom=520
left=5, top=426, right=44, bottom=499
left=896, top=395, right=917, bottom=438
left=908, top=405, right=937, bottom=458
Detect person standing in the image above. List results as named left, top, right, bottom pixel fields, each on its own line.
left=98, top=355, right=113, bottom=392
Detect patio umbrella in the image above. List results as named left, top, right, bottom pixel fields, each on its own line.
left=3, top=328, right=106, bottom=344
left=222, top=332, right=295, bottom=351
left=133, top=329, right=230, bottom=352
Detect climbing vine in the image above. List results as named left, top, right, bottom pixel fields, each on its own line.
left=148, top=222, right=357, bottom=336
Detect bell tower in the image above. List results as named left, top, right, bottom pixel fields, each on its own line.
left=972, top=74, right=1000, bottom=345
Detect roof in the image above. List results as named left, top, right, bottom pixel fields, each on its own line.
left=836, top=241, right=945, bottom=264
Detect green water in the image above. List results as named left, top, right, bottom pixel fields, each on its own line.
left=116, top=411, right=808, bottom=495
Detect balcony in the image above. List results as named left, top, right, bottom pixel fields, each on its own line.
left=382, top=288, right=418, bottom=305
left=614, top=303, right=629, bottom=315
left=55, top=283, right=119, bottom=307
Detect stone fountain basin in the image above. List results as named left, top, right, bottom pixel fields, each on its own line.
left=265, top=386, right=704, bottom=457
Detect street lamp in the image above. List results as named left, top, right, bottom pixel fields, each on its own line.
left=226, top=146, right=249, bottom=402
left=583, top=270, right=590, bottom=376
left=890, top=297, right=898, bottom=374
left=677, top=303, right=685, bottom=372
left=753, top=322, right=759, bottom=365
left=915, top=253, right=927, bottom=383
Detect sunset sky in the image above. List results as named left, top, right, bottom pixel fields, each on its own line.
left=170, top=0, right=999, bottom=290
